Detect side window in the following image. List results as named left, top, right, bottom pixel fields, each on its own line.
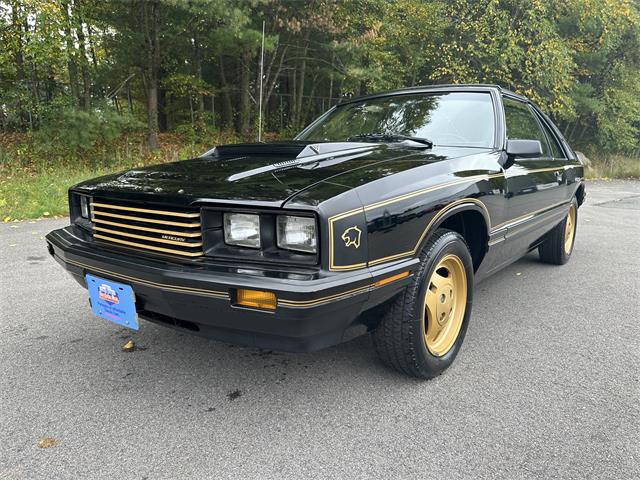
left=536, top=115, right=565, bottom=159
left=503, top=97, right=550, bottom=157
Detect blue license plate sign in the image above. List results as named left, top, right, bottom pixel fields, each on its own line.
left=86, top=274, right=138, bottom=330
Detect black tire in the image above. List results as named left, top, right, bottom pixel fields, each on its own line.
left=372, top=229, right=474, bottom=379
left=539, top=199, right=578, bottom=265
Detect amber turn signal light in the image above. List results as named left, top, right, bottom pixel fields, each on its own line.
left=236, top=289, right=277, bottom=310
left=373, top=271, right=410, bottom=287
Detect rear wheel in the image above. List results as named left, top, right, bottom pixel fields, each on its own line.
left=539, top=199, right=578, bottom=265
left=372, top=229, right=474, bottom=379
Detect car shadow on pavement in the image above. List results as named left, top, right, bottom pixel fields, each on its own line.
left=88, top=251, right=549, bottom=396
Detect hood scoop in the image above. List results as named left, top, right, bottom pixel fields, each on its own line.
left=226, top=142, right=378, bottom=182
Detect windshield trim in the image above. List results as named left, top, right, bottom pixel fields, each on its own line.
left=295, top=90, right=501, bottom=150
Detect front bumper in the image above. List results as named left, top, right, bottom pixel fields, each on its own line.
left=46, top=225, right=415, bottom=352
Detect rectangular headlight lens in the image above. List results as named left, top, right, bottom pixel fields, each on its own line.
left=80, top=195, right=91, bottom=219
left=277, top=215, right=317, bottom=253
left=224, top=213, right=261, bottom=248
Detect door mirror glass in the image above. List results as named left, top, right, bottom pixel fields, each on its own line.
left=506, top=139, right=542, bottom=158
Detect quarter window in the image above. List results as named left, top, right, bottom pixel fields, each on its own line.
left=503, top=97, right=550, bottom=157
left=537, top=115, right=565, bottom=159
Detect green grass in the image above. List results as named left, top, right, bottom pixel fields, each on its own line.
left=584, top=154, right=640, bottom=179
left=0, top=165, right=129, bottom=220
left=1, top=152, right=638, bottom=221
left=0, top=131, right=237, bottom=221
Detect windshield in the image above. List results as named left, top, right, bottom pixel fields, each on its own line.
left=297, top=92, right=496, bottom=148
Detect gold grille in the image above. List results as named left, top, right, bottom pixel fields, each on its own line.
left=90, top=199, right=203, bottom=257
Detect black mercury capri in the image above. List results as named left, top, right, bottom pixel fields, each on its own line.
left=47, top=84, right=585, bottom=379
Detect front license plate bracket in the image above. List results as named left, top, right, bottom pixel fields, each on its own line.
left=86, top=274, right=139, bottom=330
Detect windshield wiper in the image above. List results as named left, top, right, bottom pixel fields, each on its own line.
left=348, top=133, right=433, bottom=148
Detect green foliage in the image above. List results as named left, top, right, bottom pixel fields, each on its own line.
left=34, top=105, right=144, bottom=154
left=0, top=0, right=638, bottom=159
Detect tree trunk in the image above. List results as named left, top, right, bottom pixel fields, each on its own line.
left=290, top=62, right=296, bottom=124
left=294, top=32, right=310, bottom=128
left=328, top=54, right=334, bottom=107
left=193, top=31, right=205, bottom=113
left=86, top=24, right=99, bottom=72
left=158, top=84, right=167, bottom=132
left=11, top=2, right=27, bottom=128
left=218, top=56, right=234, bottom=128
left=264, top=45, right=288, bottom=118
left=305, top=71, right=319, bottom=118
left=61, top=1, right=80, bottom=106
left=143, top=0, right=160, bottom=150
left=75, top=4, right=92, bottom=110
left=238, top=50, right=252, bottom=136
left=127, top=81, right=133, bottom=114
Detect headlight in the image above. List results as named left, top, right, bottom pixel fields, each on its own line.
left=277, top=215, right=317, bottom=253
left=80, top=195, right=91, bottom=219
left=224, top=213, right=261, bottom=248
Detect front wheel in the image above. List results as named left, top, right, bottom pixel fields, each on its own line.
left=372, top=229, right=474, bottom=379
left=539, top=199, right=578, bottom=265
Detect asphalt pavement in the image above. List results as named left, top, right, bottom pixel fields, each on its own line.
left=1, top=180, right=638, bottom=479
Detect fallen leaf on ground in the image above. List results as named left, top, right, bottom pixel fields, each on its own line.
left=516, top=272, right=522, bottom=276
left=122, top=340, right=135, bottom=351
left=43, top=212, right=50, bottom=216
left=37, top=437, right=58, bottom=449
left=3, top=216, right=10, bottom=222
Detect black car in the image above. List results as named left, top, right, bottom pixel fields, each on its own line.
left=47, top=84, right=585, bottom=379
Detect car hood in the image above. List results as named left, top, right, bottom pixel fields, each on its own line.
left=72, top=141, right=489, bottom=207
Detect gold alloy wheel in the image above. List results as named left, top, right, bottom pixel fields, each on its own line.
left=564, top=204, right=577, bottom=254
left=423, top=254, right=467, bottom=357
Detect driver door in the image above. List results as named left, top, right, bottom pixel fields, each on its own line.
left=500, top=96, right=567, bottom=259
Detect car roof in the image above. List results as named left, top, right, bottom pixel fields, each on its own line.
left=337, top=83, right=528, bottom=105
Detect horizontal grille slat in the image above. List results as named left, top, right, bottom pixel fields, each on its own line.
left=90, top=198, right=203, bottom=258
left=94, top=234, right=204, bottom=257
left=91, top=202, right=200, bottom=218
left=94, top=227, right=203, bottom=247
left=91, top=210, right=201, bottom=227
left=93, top=218, right=202, bottom=238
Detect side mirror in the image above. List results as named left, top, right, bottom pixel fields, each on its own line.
left=506, top=139, right=542, bottom=159
left=499, top=139, right=543, bottom=168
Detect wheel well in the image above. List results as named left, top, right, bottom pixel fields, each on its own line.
left=439, top=210, right=488, bottom=271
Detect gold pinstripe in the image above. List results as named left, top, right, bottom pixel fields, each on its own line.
left=328, top=206, right=367, bottom=271
left=490, top=200, right=569, bottom=231
left=278, top=285, right=371, bottom=307
left=368, top=198, right=491, bottom=266
left=65, top=258, right=228, bottom=298
left=328, top=173, right=504, bottom=271
left=328, top=168, right=576, bottom=271
left=363, top=173, right=503, bottom=212
left=63, top=258, right=410, bottom=309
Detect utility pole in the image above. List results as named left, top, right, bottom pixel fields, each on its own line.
left=258, top=21, right=265, bottom=142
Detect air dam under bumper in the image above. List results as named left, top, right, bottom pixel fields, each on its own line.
left=46, top=225, right=414, bottom=352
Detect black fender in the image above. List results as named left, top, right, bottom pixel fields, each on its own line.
left=414, top=198, right=491, bottom=266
